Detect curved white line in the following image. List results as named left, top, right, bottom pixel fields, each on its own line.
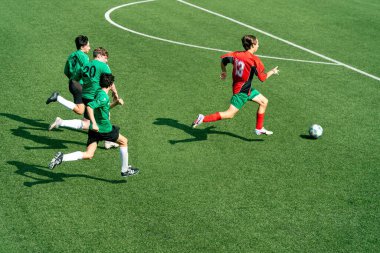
left=104, top=0, right=339, bottom=65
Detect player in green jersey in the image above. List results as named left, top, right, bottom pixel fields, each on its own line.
left=81, top=47, right=114, bottom=102
left=47, top=47, right=120, bottom=149
left=48, top=73, right=139, bottom=177
left=46, top=35, right=90, bottom=115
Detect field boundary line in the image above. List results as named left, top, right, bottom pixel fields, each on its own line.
left=178, top=0, right=380, bottom=81
left=104, top=0, right=348, bottom=66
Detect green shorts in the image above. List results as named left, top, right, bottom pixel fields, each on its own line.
left=230, top=90, right=260, bottom=109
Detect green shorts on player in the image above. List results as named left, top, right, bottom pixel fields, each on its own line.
left=230, top=89, right=260, bottom=109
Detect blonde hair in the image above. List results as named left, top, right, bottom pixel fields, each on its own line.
left=93, top=47, right=108, bottom=58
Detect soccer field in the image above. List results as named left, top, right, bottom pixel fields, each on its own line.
left=1, top=0, right=379, bottom=252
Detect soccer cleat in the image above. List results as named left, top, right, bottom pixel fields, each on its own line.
left=255, top=128, right=273, bottom=136
left=49, top=152, right=63, bottom=169
left=121, top=166, right=140, bottom=177
left=104, top=141, right=119, bottom=149
left=46, top=92, right=59, bottom=104
left=191, top=114, right=205, bottom=128
left=49, top=117, right=62, bottom=131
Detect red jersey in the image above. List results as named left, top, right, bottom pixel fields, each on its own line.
left=221, top=51, right=267, bottom=95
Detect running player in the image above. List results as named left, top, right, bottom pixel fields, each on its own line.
left=46, top=35, right=90, bottom=115
left=47, top=47, right=120, bottom=149
left=48, top=73, right=139, bottom=177
left=192, top=35, right=279, bottom=135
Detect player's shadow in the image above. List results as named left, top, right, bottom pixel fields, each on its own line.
left=10, top=126, right=86, bottom=150
left=153, top=118, right=263, bottom=144
left=0, top=112, right=86, bottom=135
left=7, top=161, right=127, bottom=187
left=0, top=113, right=51, bottom=129
left=0, top=113, right=86, bottom=149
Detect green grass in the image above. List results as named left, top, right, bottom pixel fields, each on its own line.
left=0, top=0, right=379, bottom=252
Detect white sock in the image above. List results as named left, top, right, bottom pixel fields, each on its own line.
left=120, top=147, right=129, bottom=173
left=62, top=151, right=83, bottom=162
left=57, top=95, right=76, bottom=110
left=60, top=119, right=83, bottom=129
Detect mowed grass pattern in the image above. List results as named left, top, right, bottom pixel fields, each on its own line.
left=0, top=0, right=379, bottom=252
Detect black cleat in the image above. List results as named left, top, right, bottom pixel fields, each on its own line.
left=46, top=92, right=59, bottom=104
left=121, top=166, right=139, bottom=177
left=49, top=152, right=63, bottom=169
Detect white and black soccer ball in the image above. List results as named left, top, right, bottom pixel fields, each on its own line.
left=309, top=124, right=323, bottom=139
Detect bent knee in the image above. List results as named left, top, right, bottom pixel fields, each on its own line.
left=83, top=152, right=94, bottom=160
left=261, top=97, right=268, bottom=107
left=74, top=105, right=85, bottom=115
left=118, top=137, right=128, bottom=147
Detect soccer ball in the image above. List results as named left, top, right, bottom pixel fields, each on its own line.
left=309, top=124, right=323, bottom=139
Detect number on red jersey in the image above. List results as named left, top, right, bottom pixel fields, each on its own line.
left=234, top=59, right=245, bottom=78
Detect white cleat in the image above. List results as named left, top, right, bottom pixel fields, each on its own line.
left=104, top=141, right=119, bottom=149
left=255, top=128, right=273, bottom=136
left=49, top=117, right=62, bottom=131
left=192, top=114, right=205, bottom=128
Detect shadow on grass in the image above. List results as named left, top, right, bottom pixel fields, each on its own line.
left=300, top=134, right=317, bottom=140
left=0, top=113, right=86, bottom=149
left=7, top=161, right=127, bottom=187
left=153, top=118, right=263, bottom=144
left=11, top=126, right=86, bottom=150
left=0, top=113, right=50, bottom=129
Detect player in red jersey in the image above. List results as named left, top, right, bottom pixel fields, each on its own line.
left=192, top=35, right=279, bottom=135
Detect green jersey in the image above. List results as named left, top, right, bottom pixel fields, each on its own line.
left=81, top=60, right=111, bottom=100
left=88, top=89, right=112, bottom=133
left=64, top=50, right=89, bottom=83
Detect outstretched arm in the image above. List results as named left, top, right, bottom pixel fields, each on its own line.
left=110, top=84, right=124, bottom=109
left=266, top=66, right=280, bottom=79
left=111, top=83, right=119, bottom=101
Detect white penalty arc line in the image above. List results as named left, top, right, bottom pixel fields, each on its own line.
left=178, top=0, right=380, bottom=82
left=104, top=0, right=338, bottom=66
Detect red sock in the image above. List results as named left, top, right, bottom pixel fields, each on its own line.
left=203, top=112, right=222, bottom=122
left=256, top=113, right=265, bottom=129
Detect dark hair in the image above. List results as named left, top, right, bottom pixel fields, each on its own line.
left=241, top=35, right=257, bottom=50
left=75, top=35, right=88, bottom=50
left=93, top=47, right=109, bottom=58
left=99, top=73, right=115, bottom=88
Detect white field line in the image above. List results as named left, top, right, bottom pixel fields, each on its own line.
left=104, top=0, right=338, bottom=65
left=178, top=0, right=380, bottom=81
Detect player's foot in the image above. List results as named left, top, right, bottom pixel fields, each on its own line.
left=46, top=92, right=59, bottom=104
left=192, top=114, right=204, bottom=128
left=104, top=141, right=119, bottom=149
left=49, top=117, right=62, bottom=131
left=49, top=152, right=63, bottom=169
left=121, top=166, right=140, bottom=177
left=255, top=128, right=273, bottom=136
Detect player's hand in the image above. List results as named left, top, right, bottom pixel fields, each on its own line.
left=220, top=71, right=227, bottom=80
left=112, top=92, right=119, bottom=101
left=92, top=123, right=99, bottom=132
left=272, top=66, right=280, bottom=75
left=117, top=98, right=124, bottom=106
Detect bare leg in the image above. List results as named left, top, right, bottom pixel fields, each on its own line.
left=219, top=104, right=240, bottom=119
